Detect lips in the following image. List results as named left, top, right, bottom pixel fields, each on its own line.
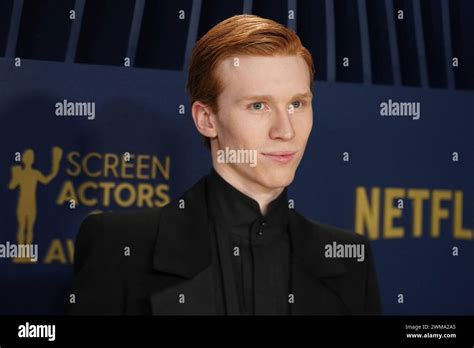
left=261, top=151, right=297, bottom=164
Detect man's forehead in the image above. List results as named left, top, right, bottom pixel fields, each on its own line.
left=216, top=55, right=310, bottom=98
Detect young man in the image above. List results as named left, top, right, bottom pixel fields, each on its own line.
left=66, top=14, right=381, bottom=315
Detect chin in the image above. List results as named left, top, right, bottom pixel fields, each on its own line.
left=258, top=170, right=296, bottom=189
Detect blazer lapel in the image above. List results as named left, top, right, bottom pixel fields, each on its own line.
left=288, top=211, right=353, bottom=315
left=149, top=175, right=356, bottom=315
left=150, top=177, right=217, bottom=315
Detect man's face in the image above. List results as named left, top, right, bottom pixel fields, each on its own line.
left=211, top=54, right=313, bottom=191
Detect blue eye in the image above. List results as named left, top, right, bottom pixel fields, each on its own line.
left=292, top=101, right=303, bottom=108
left=250, top=102, right=265, bottom=111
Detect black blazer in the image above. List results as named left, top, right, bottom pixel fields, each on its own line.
left=65, top=176, right=382, bottom=315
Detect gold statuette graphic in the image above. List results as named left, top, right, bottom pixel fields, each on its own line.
left=8, top=147, right=63, bottom=263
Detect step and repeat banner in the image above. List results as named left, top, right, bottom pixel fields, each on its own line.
left=0, top=60, right=472, bottom=314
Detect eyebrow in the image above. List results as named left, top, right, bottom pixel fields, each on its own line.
left=236, top=92, right=313, bottom=103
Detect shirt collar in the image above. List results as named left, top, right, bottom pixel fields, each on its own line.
left=206, top=168, right=289, bottom=229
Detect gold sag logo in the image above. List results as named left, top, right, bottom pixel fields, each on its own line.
left=8, top=146, right=171, bottom=264
left=8, top=147, right=62, bottom=264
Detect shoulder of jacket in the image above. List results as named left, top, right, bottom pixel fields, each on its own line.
left=290, top=210, right=369, bottom=245
left=78, top=208, right=162, bottom=247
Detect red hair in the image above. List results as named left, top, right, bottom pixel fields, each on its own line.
left=186, top=14, right=315, bottom=148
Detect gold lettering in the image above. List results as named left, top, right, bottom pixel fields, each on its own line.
left=56, top=180, right=78, bottom=205
left=383, top=188, right=405, bottom=238
left=431, top=190, right=452, bottom=238
left=66, top=151, right=81, bottom=176
left=82, top=152, right=101, bottom=177
left=103, top=153, right=119, bottom=178
left=407, top=189, right=430, bottom=237
left=114, top=182, right=136, bottom=207
left=355, top=187, right=380, bottom=239
left=137, top=183, right=154, bottom=207
left=453, top=190, right=472, bottom=240
left=155, top=184, right=170, bottom=207
left=44, top=239, right=67, bottom=264
left=98, top=182, right=115, bottom=207
left=136, top=155, right=150, bottom=180
left=152, top=156, right=170, bottom=180
left=78, top=181, right=98, bottom=206
left=121, top=154, right=135, bottom=179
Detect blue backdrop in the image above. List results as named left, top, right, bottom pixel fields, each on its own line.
left=0, top=59, right=472, bottom=315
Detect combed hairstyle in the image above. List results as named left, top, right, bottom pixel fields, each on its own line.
left=186, top=14, right=315, bottom=149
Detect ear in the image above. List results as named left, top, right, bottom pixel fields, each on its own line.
left=191, top=101, right=217, bottom=139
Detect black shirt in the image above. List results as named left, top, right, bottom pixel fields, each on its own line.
left=206, top=169, right=291, bottom=315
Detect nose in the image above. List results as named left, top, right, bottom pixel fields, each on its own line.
left=269, top=107, right=295, bottom=141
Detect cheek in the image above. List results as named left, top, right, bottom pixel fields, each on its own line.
left=221, top=112, right=262, bottom=146
left=294, top=113, right=313, bottom=141
left=216, top=112, right=240, bottom=141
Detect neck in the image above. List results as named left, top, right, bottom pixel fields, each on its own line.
left=212, top=165, right=284, bottom=215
